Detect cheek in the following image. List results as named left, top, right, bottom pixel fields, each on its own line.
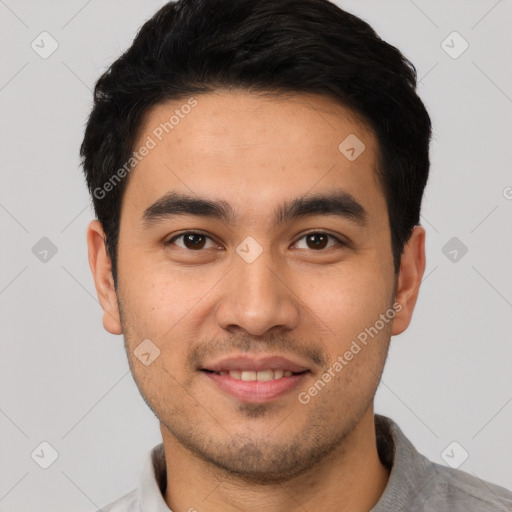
left=120, top=259, right=188, bottom=320
left=118, top=265, right=217, bottom=367
left=305, top=262, right=392, bottom=337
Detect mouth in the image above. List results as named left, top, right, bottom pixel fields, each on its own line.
left=200, top=355, right=311, bottom=403
left=201, top=368, right=307, bottom=380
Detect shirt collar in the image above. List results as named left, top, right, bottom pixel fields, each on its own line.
left=371, top=414, right=437, bottom=511
left=139, top=443, right=171, bottom=511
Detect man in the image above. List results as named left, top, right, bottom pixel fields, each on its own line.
left=81, top=0, right=512, bottom=510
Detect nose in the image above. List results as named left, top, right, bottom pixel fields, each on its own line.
left=214, top=247, right=301, bottom=337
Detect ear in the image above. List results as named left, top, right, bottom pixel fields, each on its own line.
left=391, top=225, right=426, bottom=336
left=86, top=219, right=123, bottom=335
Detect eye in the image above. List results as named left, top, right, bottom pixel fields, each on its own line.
left=166, top=230, right=346, bottom=252
left=293, top=232, right=344, bottom=251
left=167, top=231, right=218, bottom=251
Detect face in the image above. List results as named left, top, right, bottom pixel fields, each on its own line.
left=88, top=90, right=425, bottom=483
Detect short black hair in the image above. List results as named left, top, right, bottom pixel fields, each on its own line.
left=80, top=0, right=431, bottom=286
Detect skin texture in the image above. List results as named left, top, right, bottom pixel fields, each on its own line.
left=87, top=90, right=426, bottom=512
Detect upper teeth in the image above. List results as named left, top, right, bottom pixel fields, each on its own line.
left=219, top=369, right=294, bottom=381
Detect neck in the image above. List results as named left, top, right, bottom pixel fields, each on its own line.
left=161, top=408, right=390, bottom=512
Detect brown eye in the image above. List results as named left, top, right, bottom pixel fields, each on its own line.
left=306, top=233, right=328, bottom=249
left=183, top=233, right=206, bottom=249
left=167, top=232, right=216, bottom=250
left=294, top=232, right=343, bottom=251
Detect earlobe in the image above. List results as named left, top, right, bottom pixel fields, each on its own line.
left=86, top=220, right=123, bottom=335
left=391, top=225, right=426, bottom=336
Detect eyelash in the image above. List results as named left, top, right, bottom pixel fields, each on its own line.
left=166, top=230, right=346, bottom=251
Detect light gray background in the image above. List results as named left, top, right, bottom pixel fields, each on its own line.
left=1, top=0, right=511, bottom=510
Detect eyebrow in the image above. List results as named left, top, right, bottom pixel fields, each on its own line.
left=141, top=190, right=368, bottom=229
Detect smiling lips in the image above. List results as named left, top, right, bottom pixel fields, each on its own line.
left=219, top=369, right=295, bottom=381
left=201, top=355, right=311, bottom=403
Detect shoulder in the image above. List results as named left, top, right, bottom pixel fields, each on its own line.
left=97, top=488, right=140, bottom=512
left=414, top=461, right=512, bottom=511
left=96, top=443, right=168, bottom=512
left=374, top=415, right=512, bottom=512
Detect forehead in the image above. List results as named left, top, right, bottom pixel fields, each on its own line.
left=123, top=90, right=385, bottom=226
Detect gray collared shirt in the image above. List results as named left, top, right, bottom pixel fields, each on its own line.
left=99, top=415, right=512, bottom=511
